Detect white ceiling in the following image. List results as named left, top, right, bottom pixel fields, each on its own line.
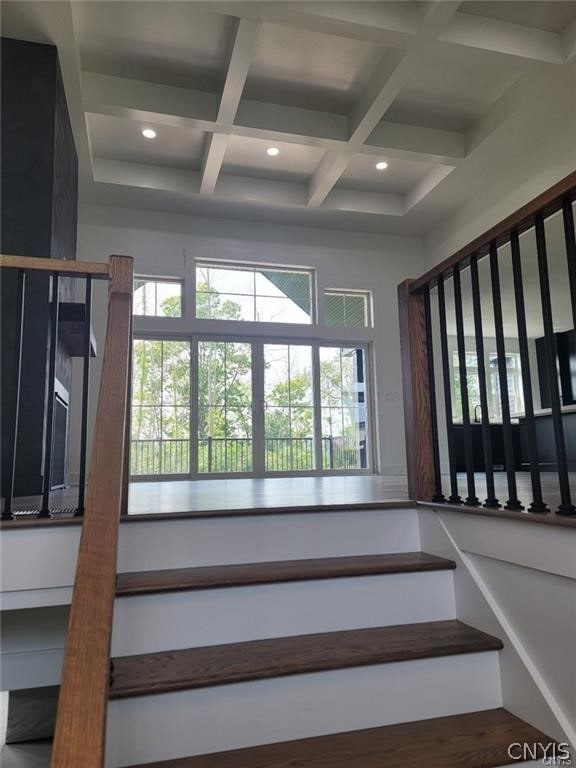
left=2, top=0, right=576, bottom=233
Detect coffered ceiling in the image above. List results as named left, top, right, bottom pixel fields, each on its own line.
left=2, top=0, right=576, bottom=233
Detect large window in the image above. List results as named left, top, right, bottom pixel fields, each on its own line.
left=130, top=338, right=372, bottom=477
left=196, top=262, right=312, bottom=324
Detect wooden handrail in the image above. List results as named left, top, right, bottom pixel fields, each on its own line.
left=409, top=170, right=576, bottom=294
left=0, top=253, right=110, bottom=278
left=50, top=255, right=133, bottom=767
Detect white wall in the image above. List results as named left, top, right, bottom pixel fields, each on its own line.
left=72, top=204, right=424, bottom=478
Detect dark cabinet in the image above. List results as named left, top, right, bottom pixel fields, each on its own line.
left=536, top=329, right=576, bottom=408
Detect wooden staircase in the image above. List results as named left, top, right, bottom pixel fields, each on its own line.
left=99, top=516, right=554, bottom=767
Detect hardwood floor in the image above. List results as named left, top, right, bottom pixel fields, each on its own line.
left=3, top=472, right=575, bottom=528
left=109, top=621, right=502, bottom=700
left=125, top=708, right=552, bottom=768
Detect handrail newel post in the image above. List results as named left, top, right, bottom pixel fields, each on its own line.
left=398, top=279, right=437, bottom=502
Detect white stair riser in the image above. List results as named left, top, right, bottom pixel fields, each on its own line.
left=117, top=508, right=420, bottom=573
left=111, top=571, right=455, bottom=656
left=106, top=651, right=502, bottom=767
left=0, top=508, right=416, bottom=609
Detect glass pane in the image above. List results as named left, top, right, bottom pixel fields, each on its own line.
left=264, top=344, right=314, bottom=471
left=325, top=292, right=368, bottom=328
left=198, top=342, right=253, bottom=473
left=133, top=279, right=182, bottom=317
left=320, top=346, right=368, bottom=470
left=130, top=339, right=190, bottom=475
left=197, top=291, right=255, bottom=321
left=196, top=263, right=312, bottom=324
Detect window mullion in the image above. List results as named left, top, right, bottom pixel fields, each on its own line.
left=312, top=345, right=323, bottom=472
left=190, top=337, right=199, bottom=479
left=253, top=340, right=265, bottom=475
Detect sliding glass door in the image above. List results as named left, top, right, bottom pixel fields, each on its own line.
left=131, top=337, right=372, bottom=478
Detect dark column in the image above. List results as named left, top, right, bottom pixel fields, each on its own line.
left=1, top=38, right=78, bottom=499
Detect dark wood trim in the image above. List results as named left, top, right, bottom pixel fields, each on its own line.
left=50, top=255, right=133, bottom=768
left=418, top=500, right=576, bottom=528
left=109, top=620, right=502, bottom=699
left=115, top=553, right=456, bottom=596
left=4, top=495, right=576, bottom=530
left=0, top=499, right=415, bottom=530
left=126, top=709, right=553, bottom=768
left=409, top=170, right=576, bottom=294
left=398, top=280, right=436, bottom=500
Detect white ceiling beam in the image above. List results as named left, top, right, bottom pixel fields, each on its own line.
left=366, top=122, right=465, bottom=165
left=307, top=1, right=462, bottom=207
left=83, top=73, right=465, bottom=165
left=403, top=165, right=456, bottom=213
left=438, top=12, right=564, bottom=69
left=200, top=18, right=261, bottom=195
left=218, top=18, right=261, bottom=125
left=94, top=158, right=306, bottom=207
left=83, top=72, right=219, bottom=130
left=202, top=1, right=567, bottom=72
left=93, top=157, right=409, bottom=216
left=200, top=133, right=230, bottom=195
left=323, top=188, right=403, bottom=217
left=195, top=1, right=418, bottom=48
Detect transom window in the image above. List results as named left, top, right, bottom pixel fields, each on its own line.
left=134, top=277, right=183, bottom=317
left=196, top=262, right=312, bottom=324
left=325, top=290, right=371, bottom=328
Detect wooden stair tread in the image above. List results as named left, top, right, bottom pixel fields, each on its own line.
left=116, top=553, right=456, bottom=596
left=109, top=620, right=502, bottom=700
left=124, top=708, right=552, bottom=767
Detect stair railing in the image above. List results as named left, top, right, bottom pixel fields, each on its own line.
left=0, top=253, right=133, bottom=766
left=398, top=171, right=576, bottom=517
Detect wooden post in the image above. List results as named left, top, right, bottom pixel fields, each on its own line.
left=398, top=279, right=436, bottom=501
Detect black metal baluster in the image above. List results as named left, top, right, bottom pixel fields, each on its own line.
left=453, top=266, right=480, bottom=505
left=489, top=243, right=523, bottom=510
left=535, top=216, right=575, bottom=515
left=39, top=274, right=60, bottom=518
left=424, top=288, right=445, bottom=503
left=563, top=197, right=576, bottom=329
left=510, top=231, right=548, bottom=513
left=470, top=255, right=500, bottom=508
left=437, top=274, right=462, bottom=504
left=2, top=270, right=26, bottom=521
left=76, top=276, right=92, bottom=516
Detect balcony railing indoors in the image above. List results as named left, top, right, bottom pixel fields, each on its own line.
left=399, top=171, right=576, bottom=517
left=130, top=435, right=365, bottom=475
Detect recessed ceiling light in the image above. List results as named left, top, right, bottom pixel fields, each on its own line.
left=142, top=128, right=157, bottom=139
left=376, top=161, right=388, bottom=171
left=266, top=146, right=280, bottom=156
